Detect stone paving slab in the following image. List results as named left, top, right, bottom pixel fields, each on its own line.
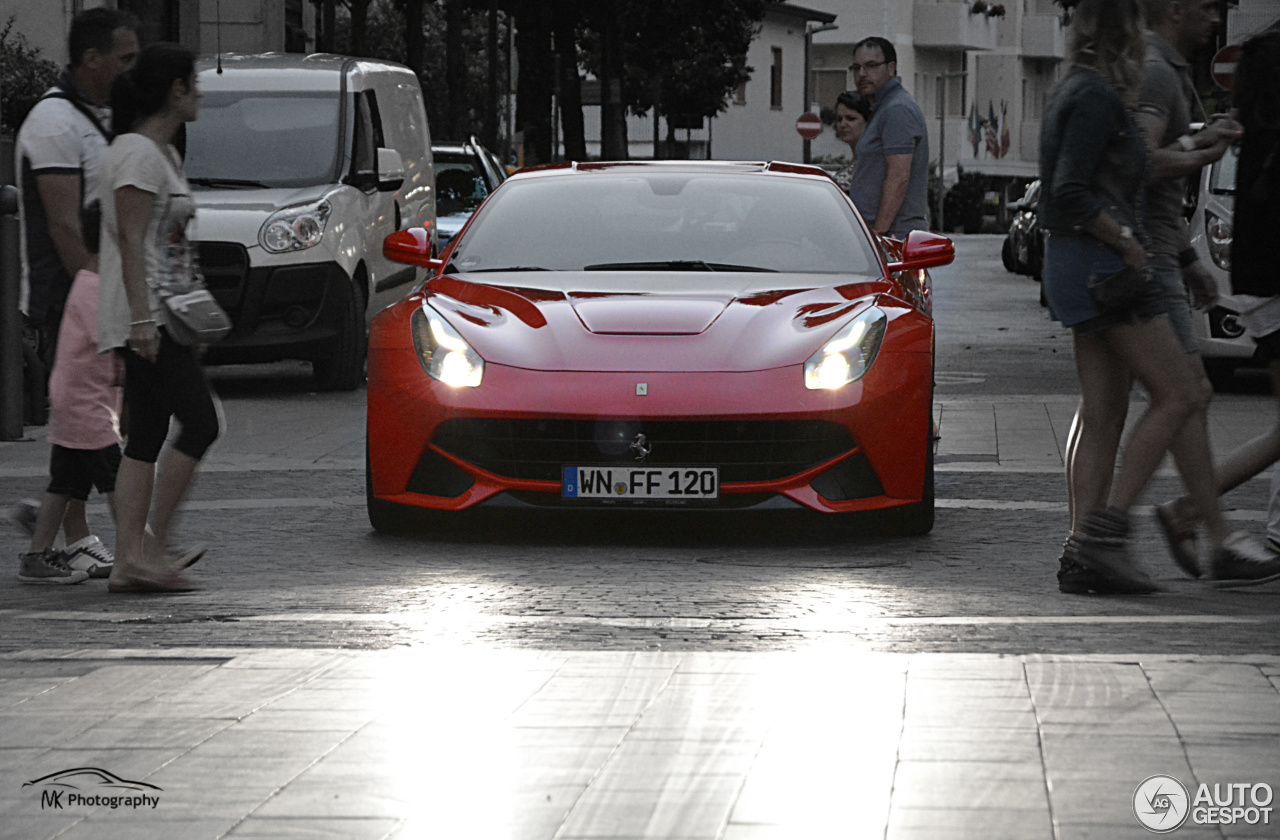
left=2, top=649, right=1278, bottom=839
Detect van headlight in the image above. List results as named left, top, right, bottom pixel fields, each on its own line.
left=411, top=303, right=484, bottom=388
left=259, top=199, right=333, bottom=252
left=1205, top=210, right=1232, bottom=271
left=804, top=306, right=887, bottom=390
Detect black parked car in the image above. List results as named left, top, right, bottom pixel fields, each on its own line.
left=432, top=136, right=507, bottom=248
left=1003, top=180, right=1043, bottom=280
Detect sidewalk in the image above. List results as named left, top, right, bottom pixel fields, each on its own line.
left=2, top=648, right=1277, bottom=839
left=934, top=393, right=1276, bottom=471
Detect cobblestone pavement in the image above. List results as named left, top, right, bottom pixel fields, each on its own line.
left=1, top=235, right=1276, bottom=654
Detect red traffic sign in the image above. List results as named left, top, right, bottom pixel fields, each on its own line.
left=1212, top=44, right=1243, bottom=91
left=796, top=112, right=822, bottom=140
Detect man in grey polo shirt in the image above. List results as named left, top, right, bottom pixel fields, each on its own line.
left=846, top=36, right=930, bottom=237
left=1135, top=0, right=1272, bottom=581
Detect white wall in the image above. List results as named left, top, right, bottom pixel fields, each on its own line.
left=709, top=12, right=811, bottom=162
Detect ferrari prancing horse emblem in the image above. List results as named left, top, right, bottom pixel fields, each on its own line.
left=630, top=433, right=651, bottom=462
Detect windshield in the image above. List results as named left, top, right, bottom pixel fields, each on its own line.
left=1210, top=146, right=1237, bottom=195
left=447, top=172, right=881, bottom=275
left=184, top=91, right=342, bottom=188
left=435, top=155, right=490, bottom=216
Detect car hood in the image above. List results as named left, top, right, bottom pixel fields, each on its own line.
left=190, top=184, right=332, bottom=212
left=189, top=185, right=333, bottom=244
left=422, top=271, right=895, bottom=372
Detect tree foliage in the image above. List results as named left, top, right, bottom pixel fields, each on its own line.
left=330, top=0, right=510, bottom=144
left=0, top=17, right=60, bottom=133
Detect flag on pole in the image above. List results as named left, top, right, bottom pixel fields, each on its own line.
left=999, top=100, right=1010, bottom=158
left=984, top=101, right=999, bottom=158
left=968, top=103, right=980, bottom=157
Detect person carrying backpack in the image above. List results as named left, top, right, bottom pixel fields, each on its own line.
left=10, top=8, right=138, bottom=583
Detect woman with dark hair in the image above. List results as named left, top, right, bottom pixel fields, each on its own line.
left=1039, top=0, right=1210, bottom=593
left=97, top=43, right=217, bottom=592
left=832, top=91, right=873, bottom=193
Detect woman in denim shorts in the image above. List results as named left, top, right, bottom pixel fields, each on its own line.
left=1039, top=0, right=1204, bottom=593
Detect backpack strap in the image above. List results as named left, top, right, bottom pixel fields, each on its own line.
left=39, top=87, right=113, bottom=142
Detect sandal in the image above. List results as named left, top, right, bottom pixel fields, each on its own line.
left=107, top=567, right=198, bottom=593
left=1155, top=501, right=1201, bottom=578
left=171, top=544, right=207, bottom=570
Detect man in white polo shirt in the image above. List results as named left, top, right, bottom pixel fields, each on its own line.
left=13, top=7, right=137, bottom=583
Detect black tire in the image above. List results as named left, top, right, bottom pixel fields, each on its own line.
left=312, top=277, right=366, bottom=392
left=1204, top=359, right=1238, bottom=392
left=1039, top=282, right=1047, bottom=308
left=1001, top=237, right=1016, bottom=272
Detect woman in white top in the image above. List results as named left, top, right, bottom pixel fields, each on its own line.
left=98, top=43, right=216, bottom=593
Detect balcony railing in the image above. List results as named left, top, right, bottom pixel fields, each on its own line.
left=913, top=2, right=999, bottom=51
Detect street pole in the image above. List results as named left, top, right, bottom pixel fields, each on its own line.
left=1, top=185, right=23, bottom=439
left=803, top=22, right=838, bottom=164
left=936, top=71, right=967, bottom=232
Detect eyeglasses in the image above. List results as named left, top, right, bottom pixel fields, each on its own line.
left=849, top=60, right=886, bottom=74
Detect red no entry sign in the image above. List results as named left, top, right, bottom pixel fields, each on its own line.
left=1212, top=44, right=1243, bottom=91
left=796, top=112, right=822, bottom=140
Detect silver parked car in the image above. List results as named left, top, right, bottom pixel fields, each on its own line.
left=1187, top=145, right=1260, bottom=389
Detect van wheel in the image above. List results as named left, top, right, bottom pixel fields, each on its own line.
left=313, top=277, right=366, bottom=392
left=1204, top=359, right=1238, bottom=392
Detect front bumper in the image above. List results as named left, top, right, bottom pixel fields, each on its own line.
left=197, top=242, right=354, bottom=364
left=367, top=341, right=933, bottom=516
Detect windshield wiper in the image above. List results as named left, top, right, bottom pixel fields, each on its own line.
left=189, top=177, right=271, bottom=189
left=582, top=260, right=776, bottom=273
left=467, top=266, right=549, bottom=272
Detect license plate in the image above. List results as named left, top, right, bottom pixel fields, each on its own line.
left=563, top=466, right=719, bottom=500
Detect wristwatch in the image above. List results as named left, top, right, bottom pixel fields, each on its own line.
left=1118, top=225, right=1135, bottom=245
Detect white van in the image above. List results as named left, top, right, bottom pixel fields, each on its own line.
left=183, top=54, right=435, bottom=390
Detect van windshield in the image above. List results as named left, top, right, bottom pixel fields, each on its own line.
left=184, top=91, right=342, bottom=189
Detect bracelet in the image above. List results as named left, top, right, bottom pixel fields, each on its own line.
left=1178, top=248, right=1199, bottom=268
left=130, top=319, right=156, bottom=326
left=1177, top=134, right=1197, bottom=152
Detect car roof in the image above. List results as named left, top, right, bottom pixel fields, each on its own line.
left=194, top=53, right=413, bottom=92
left=508, top=160, right=832, bottom=181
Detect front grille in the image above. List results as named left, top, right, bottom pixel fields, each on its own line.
left=433, top=419, right=854, bottom=483
left=197, top=241, right=249, bottom=310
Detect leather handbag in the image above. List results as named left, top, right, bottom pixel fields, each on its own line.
left=163, top=287, right=232, bottom=346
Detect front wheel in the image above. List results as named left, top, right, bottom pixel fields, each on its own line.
left=313, top=277, right=366, bottom=392
left=1001, top=237, right=1016, bottom=272
left=881, top=427, right=935, bottom=536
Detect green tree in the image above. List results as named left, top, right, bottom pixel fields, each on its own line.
left=0, top=18, right=60, bottom=133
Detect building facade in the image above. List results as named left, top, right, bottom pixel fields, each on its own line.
left=579, top=3, right=836, bottom=162
left=805, top=0, right=1063, bottom=188
left=0, top=0, right=311, bottom=66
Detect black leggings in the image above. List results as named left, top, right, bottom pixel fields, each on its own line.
left=118, top=330, right=221, bottom=464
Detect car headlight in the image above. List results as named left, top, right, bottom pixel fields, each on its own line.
left=259, top=199, right=333, bottom=253
left=804, top=306, right=888, bottom=390
left=411, top=303, right=484, bottom=387
left=1205, top=210, right=1232, bottom=271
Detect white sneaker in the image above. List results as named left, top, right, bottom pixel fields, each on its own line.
left=61, top=536, right=115, bottom=579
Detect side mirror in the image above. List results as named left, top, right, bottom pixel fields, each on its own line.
left=383, top=227, right=442, bottom=272
left=885, top=230, right=955, bottom=273
left=377, top=148, right=405, bottom=192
